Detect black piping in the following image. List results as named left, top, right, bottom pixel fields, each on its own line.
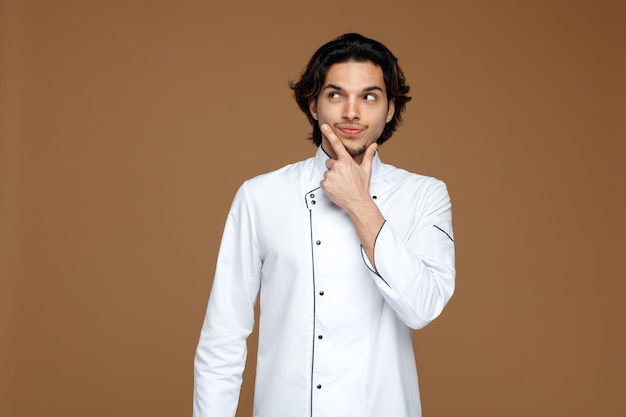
left=308, top=205, right=317, bottom=417
left=433, top=224, right=454, bottom=242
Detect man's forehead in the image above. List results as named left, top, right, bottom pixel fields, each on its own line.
left=324, top=61, right=385, bottom=89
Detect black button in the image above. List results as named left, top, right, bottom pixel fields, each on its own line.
left=319, top=291, right=324, bottom=296
left=372, top=195, right=378, bottom=200
left=311, top=200, right=316, bottom=205
left=316, top=240, right=321, bottom=245
left=310, top=193, right=315, bottom=198
left=317, top=384, right=322, bottom=389
left=318, top=335, right=323, bottom=339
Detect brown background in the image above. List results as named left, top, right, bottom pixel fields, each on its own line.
left=2, top=0, right=624, bottom=416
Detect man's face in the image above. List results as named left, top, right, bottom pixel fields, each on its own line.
left=309, top=60, right=395, bottom=163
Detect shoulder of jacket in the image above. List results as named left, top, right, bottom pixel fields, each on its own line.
left=381, top=162, right=447, bottom=188
left=242, top=156, right=314, bottom=189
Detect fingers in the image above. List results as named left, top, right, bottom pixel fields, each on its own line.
left=321, top=124, right=350, bottom=160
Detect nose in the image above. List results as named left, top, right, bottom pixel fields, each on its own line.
left=342, top=97, right=360, bottom=121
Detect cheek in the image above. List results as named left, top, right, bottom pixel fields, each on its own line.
left=315, top=108, right=330, bottom=123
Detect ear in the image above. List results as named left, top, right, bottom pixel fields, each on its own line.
left=309, top=98, right=318, bottom=120
left=386, top=98, right=396, bottom=123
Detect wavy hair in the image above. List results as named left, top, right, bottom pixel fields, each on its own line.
left=290, top=33, right=411, bottom=146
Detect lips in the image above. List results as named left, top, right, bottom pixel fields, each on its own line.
left=337, top=125, right=364, bottom=136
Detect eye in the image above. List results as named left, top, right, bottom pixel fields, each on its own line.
left=328, top=92, right=341, bottom=99
left=364, top=93, right=377, bottom=101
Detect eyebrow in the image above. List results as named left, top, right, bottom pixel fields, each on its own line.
left=322, top=83, right=385, bottom=93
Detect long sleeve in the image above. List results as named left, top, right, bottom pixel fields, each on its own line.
left=194, top=183, right=262, bottom=417
left=363, top=179, right=455, bottom=330
left=193, top=150, right=453, bottom=417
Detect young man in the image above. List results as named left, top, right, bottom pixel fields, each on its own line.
left=194, top=33, right=456, bottom=417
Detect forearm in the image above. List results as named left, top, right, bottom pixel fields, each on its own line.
left=346, top=198, right=385, bottom=272
left=194, top=327, right=247, bottom=417
left=365, top=217, right=455, bottom=330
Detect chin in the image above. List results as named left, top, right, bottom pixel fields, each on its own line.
left=345, top=144, right=368, bottom=158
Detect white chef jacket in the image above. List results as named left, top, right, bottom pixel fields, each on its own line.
left=194, top=146, right=455, bottom=417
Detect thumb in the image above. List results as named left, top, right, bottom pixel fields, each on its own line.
left=360, top=142, right=378, bottom=171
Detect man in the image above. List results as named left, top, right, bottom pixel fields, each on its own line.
left=194, top=33, right=455, bottom=417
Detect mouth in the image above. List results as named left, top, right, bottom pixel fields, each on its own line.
left=336, top=124, right=364, bottom=136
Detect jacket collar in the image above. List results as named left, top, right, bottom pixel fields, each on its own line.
left=313, top=146, right=382, bottom=178
left=305, top=146, right=388, bottom=209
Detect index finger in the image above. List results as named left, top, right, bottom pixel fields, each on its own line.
left=321, top=124, right=350, bottom=159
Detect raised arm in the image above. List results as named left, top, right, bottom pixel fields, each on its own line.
left=319, top=124, right=385, bottom=271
